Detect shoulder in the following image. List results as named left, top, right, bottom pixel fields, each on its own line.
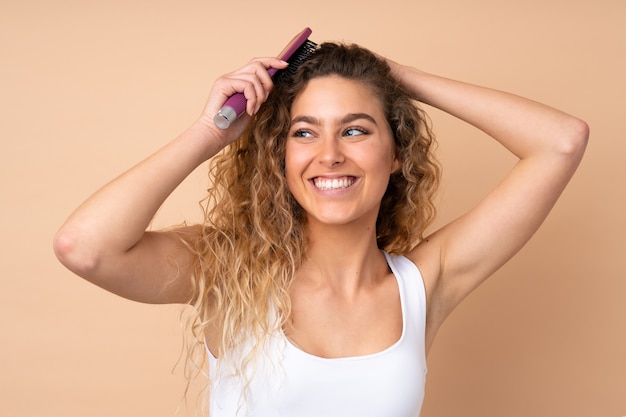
left=385, top=251, right=422, bottom=277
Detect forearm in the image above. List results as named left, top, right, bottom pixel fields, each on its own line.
left=391, top=64, right=589, bottom=160
left=54, top=121, right=222, bottom=271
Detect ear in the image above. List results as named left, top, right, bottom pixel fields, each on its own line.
left=391, top=156, right=401, bottom=174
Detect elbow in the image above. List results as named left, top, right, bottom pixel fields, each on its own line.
left=53, top=226, right=101, bottom=277
left=560, top=116, right=590, bottom=160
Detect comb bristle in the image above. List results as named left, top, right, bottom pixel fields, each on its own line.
left=274, top=39, right=318, bottom=83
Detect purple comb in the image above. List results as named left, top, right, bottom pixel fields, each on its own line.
left=214, top=27, right=317, bottom=130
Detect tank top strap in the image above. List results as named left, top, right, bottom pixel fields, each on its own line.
left=383, top=251, right=427, bottom=361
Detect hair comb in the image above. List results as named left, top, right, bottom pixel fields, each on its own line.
left=214, top=27, right=317, bottom=130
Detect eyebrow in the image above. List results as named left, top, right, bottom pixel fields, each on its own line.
left=290, top=113, right=378, bottom=127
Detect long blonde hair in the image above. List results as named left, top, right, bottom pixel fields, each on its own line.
left=183, top=42, right=440, bottom=396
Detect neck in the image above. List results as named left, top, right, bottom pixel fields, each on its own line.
left=300, top=219, right=388, bottom=293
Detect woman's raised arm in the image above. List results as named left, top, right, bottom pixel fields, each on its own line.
left=53, top=58, right=288, bottom=304
left=389, top=62, right=589, bottom=333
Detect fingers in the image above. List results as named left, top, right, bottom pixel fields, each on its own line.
left=213, top=57, right=288, bottom=116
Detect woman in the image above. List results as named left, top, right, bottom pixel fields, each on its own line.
left=53, top=42, right=588, bottom=416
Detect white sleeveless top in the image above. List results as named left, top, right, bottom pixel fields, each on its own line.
left=207, top=252, right=427, bottom=417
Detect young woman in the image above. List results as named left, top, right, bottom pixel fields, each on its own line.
left=53, top=42, right=588, bottom=416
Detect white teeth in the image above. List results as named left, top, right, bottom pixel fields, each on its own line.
left=313, top=177, right=355, bottom=190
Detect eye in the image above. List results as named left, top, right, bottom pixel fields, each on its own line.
left=344, top=127, right=368, bottom=137
left=292, top=129, right=314, bottom=138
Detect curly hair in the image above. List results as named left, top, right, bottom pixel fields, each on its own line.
left=183, top=42, right=440, bottom=398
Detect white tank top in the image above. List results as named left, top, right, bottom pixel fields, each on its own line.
left=208, top=252, right=427, bottom=416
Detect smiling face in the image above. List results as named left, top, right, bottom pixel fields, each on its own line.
left=285, top=75, right=400, bottom=229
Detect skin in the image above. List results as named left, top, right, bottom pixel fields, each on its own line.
left=284, top=76, right=402, bottom=358
left=397, top=66, right=590, bottom=352
left=53, top=54, right=589, bottom=359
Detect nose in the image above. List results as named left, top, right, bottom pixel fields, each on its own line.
left=317, top=135, right=345, bottom=167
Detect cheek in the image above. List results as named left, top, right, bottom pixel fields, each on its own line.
left=361, top=142, right=396, bottom=171
left=284, top=144, right=295, bottom=176
left=284, top=145, right=303, bottom=190
left=284, top=141, right=313, bottom=170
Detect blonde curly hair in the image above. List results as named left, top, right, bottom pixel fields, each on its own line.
left=183, top=42, right=440, bottom=400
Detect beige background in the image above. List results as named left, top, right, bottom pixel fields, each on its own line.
left=2, top=0, right=624, bottom=416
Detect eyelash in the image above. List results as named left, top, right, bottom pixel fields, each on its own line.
left=291, top=127, right=369, bottom=138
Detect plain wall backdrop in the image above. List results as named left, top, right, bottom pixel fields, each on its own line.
left=1, top=0, right=624, bottom=416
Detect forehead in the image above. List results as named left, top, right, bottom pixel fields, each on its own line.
left=290, top=76, right=385, bottom=120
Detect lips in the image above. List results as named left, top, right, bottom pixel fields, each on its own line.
left=312, top=176, right=356, bottom=191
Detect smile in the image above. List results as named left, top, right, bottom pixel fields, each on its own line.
left=312, top=176, right=356, bottom=191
